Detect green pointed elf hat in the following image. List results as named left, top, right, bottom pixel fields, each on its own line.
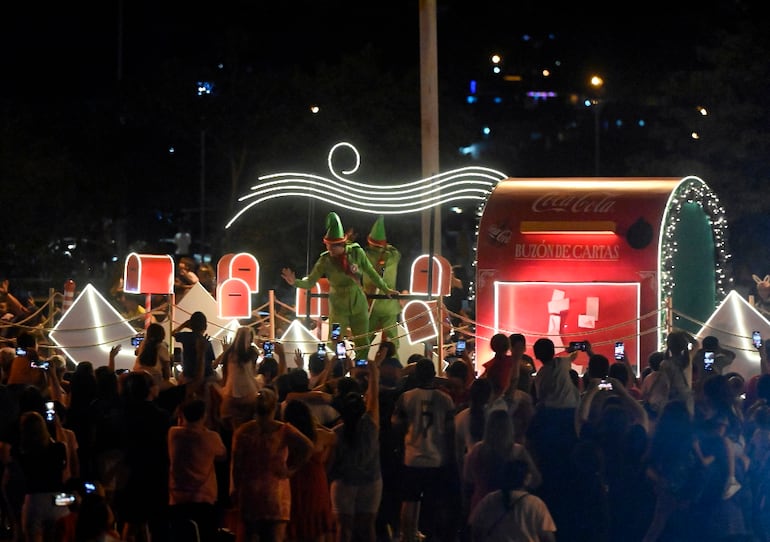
left=367, top=215, right=387, bottom=247
left=323, top=212, right=347, bottom=245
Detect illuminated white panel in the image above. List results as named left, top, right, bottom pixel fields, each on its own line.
left=695, top=290, right=770, bottom=382
left=401, top=300, right=438, bottom=344
left=409, top=255, right=447, bottom=296
left=295, top=283, right=324, bottom=318
left=49, top=283, right=139, bottom=370
left=217, top=278, right=252, bottom=319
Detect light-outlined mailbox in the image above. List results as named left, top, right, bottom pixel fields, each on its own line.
left=217, top=252, right=259, bottom=293
left=217, top=278, right=252, bottom=319
left=401, top=299, right=438, bottom=344
left=295, top=278, right=329, bottom=317
left=409, top=254, right=453, bottom=297
left=123, top=253, right=174, bottom=294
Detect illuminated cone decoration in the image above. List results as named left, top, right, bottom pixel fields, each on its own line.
left=367, top=215, right=388, bottom=247
left=62, top=280, right=76, bottom=314
left=323, top=212, right=347, bottom=245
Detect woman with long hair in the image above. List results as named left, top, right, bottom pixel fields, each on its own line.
left=219, top=326, right=260, bottom=432
left=642, top=400, right=713, bottom=542
left=463, top=409, right=542, bottom=520
left=16, top=411, right=68, bottom=542
left=283, top=399, right=337, bottom=542
left=132, top=323, right=171, bottom=391
left=230, top=388, right=313, bottom=542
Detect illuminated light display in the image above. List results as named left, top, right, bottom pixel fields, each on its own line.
left=217, top=278, right=252, bottom=319
left=693, top=290, right=770, bottom=382
left=225, top=142, right=507, bottom=228
left=123, top=253, right=174, bottom=294
left=217, top=252, right=259, bottom=292
left=520, top=221, right=617, bottom=234
left=409, top=255, right=453, bottom=297
left=475, top=177, right=731, bottom=372
left=279, top=319, right=328, bottom=365
left=401, top=300, right=439, bottom=344
left=295, top=278, right=329, bottom=318
left=49, top=284, right=139, bottom=370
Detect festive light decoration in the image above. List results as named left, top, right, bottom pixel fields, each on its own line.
left=657, top=175, right=732, bottom=347
left=225, top=142, right=507, bottom=228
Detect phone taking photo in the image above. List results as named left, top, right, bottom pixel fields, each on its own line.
left=456, top=339, right=466, bottom=355
left=331, top=323, right=341, bottom=340
left=336, top=342, right=346, bottom=358
left=753, top=331, right=762, bottom=349
left=614, top=341, right=625, bottom=360
left=704, top=351, right=715, bottom=371
left=262, top=341, right=274, bottom=358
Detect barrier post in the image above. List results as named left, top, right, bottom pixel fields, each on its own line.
left=62, top=280, right=76, bottom=314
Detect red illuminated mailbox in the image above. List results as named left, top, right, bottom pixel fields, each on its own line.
left=217, top=253, right=259, bottom=292
left=295, top=278, right=329, bottom=317
left=401, top=300, right=438, bottom=343
left=218, top=278, right=252, bottom=319
left=123, top=253, right=174, bottom=294
left=409, top=255, right=453, bottom=297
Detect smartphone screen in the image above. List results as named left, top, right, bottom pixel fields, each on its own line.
left=614, top=341, right=624, bottom=360
left=456, top=339, right=466, bottom=354
left=15, top=347, right=26, bottom=356
left=355, top=359, right=368, bottom=367
left=336, top=342, right=346, bottom=358
left=317, top=343, right=327, bottom=356
left=704, top=351, right=715, bottom=371
left=263, top=341, right=274, bottom=358
left=45, top=401, right=55, bottom=422
left=331, top=323, right=341, bottom=340
left=753, top=331, right=762, bottom=349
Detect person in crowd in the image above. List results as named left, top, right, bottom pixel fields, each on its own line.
left=463, top=409, right=541, bottom=519
left=391, top=357, right=456, bottom=542
left=527, top=338, right=579, bottom=536
left=168, top=398, right=226, bottom=542
left=363, top=216, right=402, bottom=348
left=455, top=378, right=493, bottom=481
left=468, top=459, right=556, bottom=542
left=480, top=334, right=513, bottom=402
left=6, top=332, right=47, bottom=391
left=746, top=405, right=770, bottom=540
left=648, top=331, right=697, bottom=416
left=172, top=311, right=216, bottom=391
left=281, top=369, right=340, bottom=429
left=114, top=371, right=171, bottom=542
left=230, top=387, right=313, bottom=542
left=609, top=361, right=642, bottom=400
left=73, top=492, right=122, bottom=542
left=692, top=335, right=736, bottom=390
left=281, top=212, right=398, bottom=360
left=174, top=256, right=199, bottom=299
left=642, top=400, right=713, bottom=542
left=329, top=347, right=387, bottom=542
left=283, top=399, right=337, bottom=542
left=132, top=322, right=171, bottom=391
left=218, top=326, right=260, bottom=433
left=63, top=362, right=97, bottom=481
left=196, top=263, right=217, bottom=297
left=15, top=411, right=68, bottom=541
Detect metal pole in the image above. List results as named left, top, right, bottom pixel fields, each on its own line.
left=419, top=0, right=440, bottom=255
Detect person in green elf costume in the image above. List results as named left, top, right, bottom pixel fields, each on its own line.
left=363, top=215, right=402, bottom=348
left=281, top=212, right=398, bottom=358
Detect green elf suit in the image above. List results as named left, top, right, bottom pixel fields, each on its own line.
left=293, top=213, right=391, bottom=358
left=363, top=216, right=402, bottom=347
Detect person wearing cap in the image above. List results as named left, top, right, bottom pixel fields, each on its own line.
left=363, top=215, right=402, bottom=348
left=282, top=212, right=398, bottom=359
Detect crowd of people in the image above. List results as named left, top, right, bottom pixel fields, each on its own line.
left=0, top=308, right=769, bottom=542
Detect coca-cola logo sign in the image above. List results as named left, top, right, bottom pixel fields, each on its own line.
left=532, top=192, right=617, bottom=213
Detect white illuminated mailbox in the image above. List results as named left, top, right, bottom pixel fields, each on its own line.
left=410, top=255, right=453, bottom=297
left=295, top=278, right=329, bottom=318
left=123, top=253, right=174, bottom=294
left=217, top=278, right=252, bottom=319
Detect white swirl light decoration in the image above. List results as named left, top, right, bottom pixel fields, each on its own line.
left=225, top=142, right=508, bottom=229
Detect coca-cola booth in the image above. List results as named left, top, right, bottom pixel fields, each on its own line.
left=475, top=176, right=731, bottom=374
